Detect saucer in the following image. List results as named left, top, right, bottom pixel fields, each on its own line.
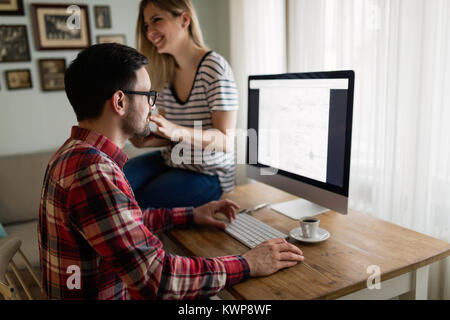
left=289, top=227, right=330, bottom=243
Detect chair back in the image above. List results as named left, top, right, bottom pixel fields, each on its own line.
left=0, top=237, right=41, bottom=300
left=0, top=237, right=21, bottom=282
left=0, top=281, right=15, bottom=300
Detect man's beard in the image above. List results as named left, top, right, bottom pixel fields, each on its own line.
left=122, top=102, right=151, bottom=138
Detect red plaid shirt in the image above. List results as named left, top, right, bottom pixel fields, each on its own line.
left=38, top=126, right=249, bottom=300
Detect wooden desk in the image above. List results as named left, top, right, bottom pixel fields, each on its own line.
left=165, top=182, right=450, bottom=300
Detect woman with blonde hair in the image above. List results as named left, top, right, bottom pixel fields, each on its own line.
left=124, top=0, right=239, bottom=208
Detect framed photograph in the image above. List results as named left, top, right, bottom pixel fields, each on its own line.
left=5, top=69, right=32, bottom=90
left=31, top=4, right=91, bottom=50
left=39, top=58, right=66, bottom=91
left=0, top=25, right=31, bottom=62
left=0, top=0, right=24, bottom=16
left=97, top=34, right=126, bottom=45
left=94, top=6, right=111, bottom=29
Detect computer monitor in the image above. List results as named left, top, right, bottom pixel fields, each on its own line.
left=246, top=70, right=354, bottom=220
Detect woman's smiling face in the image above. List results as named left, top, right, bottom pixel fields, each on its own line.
left=143, top=4, right=189, bottom=55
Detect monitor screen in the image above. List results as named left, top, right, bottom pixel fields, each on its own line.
left=247, top=71, right=354, bottom=197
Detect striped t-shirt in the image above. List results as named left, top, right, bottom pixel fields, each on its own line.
left=158, top=51, right=238, bottom=193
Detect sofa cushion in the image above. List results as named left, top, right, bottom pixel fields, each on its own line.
left=0, top=150, right=53, bottom=225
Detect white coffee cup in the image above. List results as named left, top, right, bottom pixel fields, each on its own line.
left=299, top=216, right=320, bottom=239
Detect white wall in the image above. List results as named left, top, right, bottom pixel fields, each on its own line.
left=192, top=0, right=230, bottom=62
left=0, top=0, right=141, bottom=156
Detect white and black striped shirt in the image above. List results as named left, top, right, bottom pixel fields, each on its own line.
left=159, top=51, right=239, bottom=193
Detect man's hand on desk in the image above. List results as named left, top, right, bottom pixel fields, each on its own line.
left=242, top=238, right=304, bottom=277
left=193, top=199, right=239, bottom=229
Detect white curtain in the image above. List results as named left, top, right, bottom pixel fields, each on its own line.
left=288, top=0, right=450, bottom=299
left=230, top=0, right=286, bottom=184
left=230, top=0, right=450, bottom=299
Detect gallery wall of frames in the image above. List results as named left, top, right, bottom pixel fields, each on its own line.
left=0, top=0, right=127, bottom=91
left=0, top=0, right=140, bottom=156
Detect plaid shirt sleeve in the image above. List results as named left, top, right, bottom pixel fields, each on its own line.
left=67, top=162, right=249, bottom=299
left=141, top=207, right=194, bottom=234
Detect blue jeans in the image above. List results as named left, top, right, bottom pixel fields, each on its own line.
left=123, top=151, right=222, bottom=208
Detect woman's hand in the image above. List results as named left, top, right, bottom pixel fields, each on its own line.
left=149, top=114, right=181, bottom=140
left=192, top=199, right=240, bottom=229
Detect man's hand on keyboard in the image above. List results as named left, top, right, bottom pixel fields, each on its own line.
left=242, top=238, right=304, bottom=277
left=193, top=199, right=240, bottom=230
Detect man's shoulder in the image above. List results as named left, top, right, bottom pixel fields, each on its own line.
left=51, top=139, right=111, bottom=166
left=47, top=139, right=117, bottom=187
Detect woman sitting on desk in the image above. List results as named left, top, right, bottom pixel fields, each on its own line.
left=124, top=0, right=239, bottom=208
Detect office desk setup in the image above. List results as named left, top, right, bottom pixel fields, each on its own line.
left=165, top=182, right=450, bottom=300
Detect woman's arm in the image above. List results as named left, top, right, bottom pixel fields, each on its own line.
left=149, top=110, right=237, bottom=153
left=129, top=134, right=171, bottom=148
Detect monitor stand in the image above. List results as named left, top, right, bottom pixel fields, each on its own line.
left=270, top=198, right=329, bottom=220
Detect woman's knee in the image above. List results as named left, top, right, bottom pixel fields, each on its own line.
left=135, top=171, right=222, bottom=208
left=123, top=150, right=167, bottom=191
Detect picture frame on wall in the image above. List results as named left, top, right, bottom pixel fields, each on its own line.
left=0, top=0, right=24, bottom=16
left=94, top=6, right=112, bottom=29
left=5, top=69, right=32, bottom=90
left=38, top=58, right=66, bottom=91
left=97, top=34, right=126, bottom=45
left=0, top=25, right=31, bottom=62
left=31, top=4, right=91, bottom=50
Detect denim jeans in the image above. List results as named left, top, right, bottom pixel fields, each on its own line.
left=123, top=150, right=222, bottom=208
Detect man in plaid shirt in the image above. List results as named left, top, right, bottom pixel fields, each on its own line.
left=38, top=43, right=304, bottom=300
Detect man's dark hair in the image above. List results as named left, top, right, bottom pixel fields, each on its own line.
left=65, top=43, right=149, bottom=121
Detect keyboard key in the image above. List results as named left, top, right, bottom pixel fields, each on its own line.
left=224, top=214, right=288, bottom=248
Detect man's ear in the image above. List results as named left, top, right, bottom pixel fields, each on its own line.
left=180, top=12, right=191, bottom=29
left=111, top=90, right=127, bottom=116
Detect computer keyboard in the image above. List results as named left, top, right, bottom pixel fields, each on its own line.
left=224, top=213, right=288, bottom=248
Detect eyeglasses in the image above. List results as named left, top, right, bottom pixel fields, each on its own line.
left=122, top=90, right=158, bottom=106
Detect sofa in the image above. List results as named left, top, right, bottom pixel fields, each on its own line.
left=0, top=143, right=149, bottom=272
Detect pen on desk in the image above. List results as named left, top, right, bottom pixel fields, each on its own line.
left=239, top=202, right=270, bottom=215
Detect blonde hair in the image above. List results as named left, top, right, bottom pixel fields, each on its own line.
left=136, top=0, right=207, bottom=92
